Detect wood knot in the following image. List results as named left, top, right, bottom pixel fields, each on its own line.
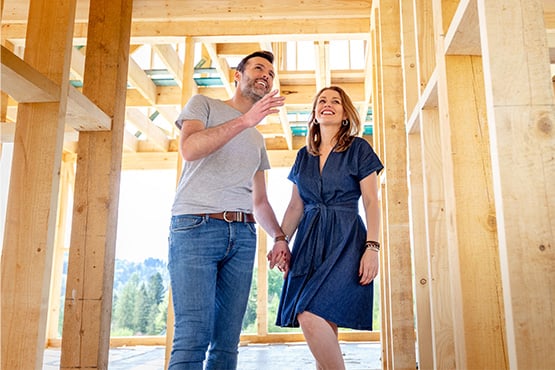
left=537, top=113, right=553, bottom=135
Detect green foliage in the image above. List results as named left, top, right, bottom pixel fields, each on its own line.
left=110, top=260, right=170, bottom=336
left=242, top=270, right=258, bottom=333
left=58, top=256, right=379, bottom=338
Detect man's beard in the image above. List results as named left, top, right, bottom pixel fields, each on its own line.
left=241, top=79, right=267, bottom=102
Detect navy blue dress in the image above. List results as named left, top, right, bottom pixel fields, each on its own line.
left=276, top=137, right=384, bottom=330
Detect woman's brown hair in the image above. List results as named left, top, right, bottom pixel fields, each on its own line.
left=306, top=86, right=361, bottom=156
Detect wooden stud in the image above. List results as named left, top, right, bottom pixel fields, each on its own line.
left=1, top=0, right=77, bottom=368
left=374, top=1, right=417, bottom=368
left=60, top=0, right=133, bottom=368
left=478, top=1, right=555, bottom=368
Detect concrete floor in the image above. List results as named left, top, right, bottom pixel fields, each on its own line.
left=43, top=342, right=382, bottom=370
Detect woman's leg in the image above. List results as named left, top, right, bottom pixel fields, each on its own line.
left=298, top=311, right=345, bottom=370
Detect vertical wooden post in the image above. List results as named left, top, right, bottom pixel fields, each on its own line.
left=428, top=0, right=509, bottom=367
left=373, top=1, right=417, bottom=368
left=60, top=0, right=132, bottom=368
left=478, top=1, right=555, bottom=368
left=256, top=225, right=269, bottom=336
left=420, top=108, right=455, bottom=369
left=1, top=0, right=76, bottom=368
left=46, top=155, right=76, bottom=344
left=165, top=36, right=196, bottom=370
left=370, top=3, right=391, bottom=368
left=400, top=0, right=434, bottom=367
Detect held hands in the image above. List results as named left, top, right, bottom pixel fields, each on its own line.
left=267, top=240, right=291, bottom=278
left=359, top=249, right=379, bottom=285
left=243, top=90, right=285, bottom=128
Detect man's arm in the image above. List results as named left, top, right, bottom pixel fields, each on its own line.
left=179, top=91, right=284, bottom=161
left=252, top=171, right=291, bottom=271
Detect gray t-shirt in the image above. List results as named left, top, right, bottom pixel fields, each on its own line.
left=171, top=95, right=271, bottom=216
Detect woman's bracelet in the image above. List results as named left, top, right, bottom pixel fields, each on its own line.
left=365, top=240, right=380, bottom=252
left=274, top=234, right=289, bottom=243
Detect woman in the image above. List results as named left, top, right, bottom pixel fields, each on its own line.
left=268, top=86, right=383, bottom=370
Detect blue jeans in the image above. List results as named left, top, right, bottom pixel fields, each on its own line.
left=167, top=214, right=257, bottom=370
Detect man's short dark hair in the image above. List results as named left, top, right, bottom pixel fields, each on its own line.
left=236, top=50, right=274, bottom=72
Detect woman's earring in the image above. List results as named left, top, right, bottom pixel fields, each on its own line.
left=313, top=119, right=319, bottom=125
left=342, top=119, right=349, bottom=126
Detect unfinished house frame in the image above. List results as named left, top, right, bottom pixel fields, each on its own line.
left=1, top=1, right=554, bottom=369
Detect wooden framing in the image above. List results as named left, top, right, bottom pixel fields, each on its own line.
left=372, top=2, right=416, bottom=369
left=60, top=1, right=133, bottom=368
left=1, top=0, right=77, bottom=368
left=1, top=0, right=555, bottom=369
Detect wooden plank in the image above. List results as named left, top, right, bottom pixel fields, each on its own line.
left=2, top=18, right=371, bottom=47
left=1, top=0, right=77, bottom=368
left=46, top=158, right=75, bottom=342
left=370, top=4, right=391, bottom=368
left=60, top=0, right=133, bottom=368
left=420, top=109, right=456, bottom=369
left=445, top=0, right=481, bottom=56
left=164, top=36, right=197, bottom=369
left=0, top=45, right=60, bottom=103
left=430, top=2, right=479, bottom=368
left=128, top=54, right=158, bottom=105
left=406, top=71, right=438, bottom=134
left=151, top=82, right=366, bottom=107
left=152, top=44, right=184, bottom=88
left=1, top=45, right=111, bottom=131
left=445, top=54, right=507, bottom=369
left=314, top=40, right=330, bottom=91
left=204, top=43, right=234, bottom=97
left=256, top=225, right=269, bottom=336
left=125, top=107, right=169, bottom=151
left=3, top=0, right=372, bottom=23
left=406, top=132, right=434, bottom=370
left=47, top=331, right=379, bottom=348
left=259, top=41, right=293, bottom=150
left=400, top=0, right=419, bottom=121
left=374, top=1, right=416, bottom=368
left=477, top=1, right=555, bottom=368
left=415, top=0, right=437, bottom=96
left=66, top=86, right=111, bottom=131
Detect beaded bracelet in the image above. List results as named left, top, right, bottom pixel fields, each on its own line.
left=365, top=240, right=380, bottom=252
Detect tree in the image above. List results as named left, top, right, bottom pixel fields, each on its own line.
left=147, top=272, right=164, bottom=305
left=113, top=273, right=140, bottom=331
left=134, top=283, right=150, bottom=334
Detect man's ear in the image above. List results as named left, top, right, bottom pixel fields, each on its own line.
left=234, top=70, right=241, bottom=86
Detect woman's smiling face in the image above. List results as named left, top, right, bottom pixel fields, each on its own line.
left=315, top=89, right=345, bottom=125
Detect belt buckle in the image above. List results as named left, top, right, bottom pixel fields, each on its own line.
left=223, top=211, right=239, bottom=223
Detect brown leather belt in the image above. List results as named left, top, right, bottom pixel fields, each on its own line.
left=197, top=211, right=255, bottom=223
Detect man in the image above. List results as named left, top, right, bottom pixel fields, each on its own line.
left=168, top=50, right=291, bottom=369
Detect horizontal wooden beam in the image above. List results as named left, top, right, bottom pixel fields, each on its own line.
left=0, top=45, right=59, bottom=102
left=1, top=46, right=111, bottom=131
left=119, top=149, right=297, bottom=170
left=2, top=18, right=370, bottom=46
left=66, top=86, right=112, bottom=131
left=46, top=330, right=379, bottom=348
